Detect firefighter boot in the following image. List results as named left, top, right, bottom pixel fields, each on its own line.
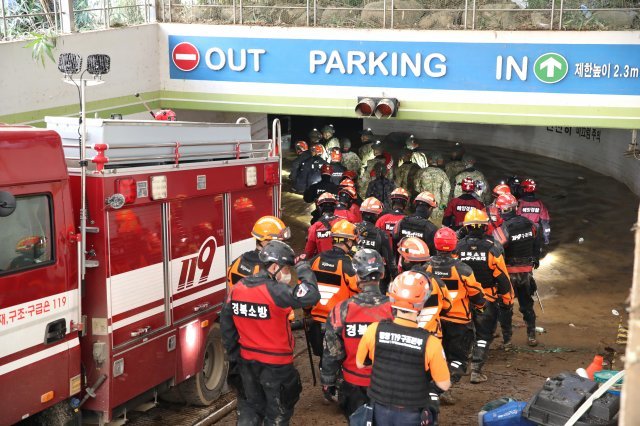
left=470, top=363, right=487, bottom=384
left=439, top=389, right=456, bottom=405
left=527, top=328, right=538, bottom=347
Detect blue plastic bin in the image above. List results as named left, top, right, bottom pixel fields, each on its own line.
left=483, top=401, right=537, bottom=426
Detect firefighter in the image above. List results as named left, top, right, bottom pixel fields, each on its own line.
left=227, top=215, right=291, bottom=288
left=428, top=227, right=485, bottom=404
left=393, top=191, right=440, bottom=255
left=321, top=249, right=393, bottom=417
left=444, top=141, right=466, bottom=181
left=397, top=237, right=453, bottom=338
left=452, top=155, right=489, bottom=203
left=340, top=138, right=362, bottom=174
left=335, top=186, right=362, bottom=224
left=414, top=152, right=451, bottom=226
left=300, top=143, right=328, bottom=190
left=290, top=141, right=312, bottom=193
left=443, top=177, right=485, bottom=230
left=303, top=163, right=339, bottom=204
left=355, top=197, right=397, bottom=293
left=328, top=148, right=347, bottom=186
left=366, top=162, right=397, bottom=211
left=357, top=128, right=375, bottom=174
left=360, top=141, right=394, bottom=199
left=507, top=175, right=522, bottom=199
left=456, top=208, right=514, bottom=384
left=493, top=193, right=541, bottom=347
left=309, top=128, right=323, bottom=145
left=486, top=183, right=511, bottom=234
left=304, top=193, right=341, bottom=258
left=322, top=124, right=341, bottom=152
left=394, top=148, right=421, bottom=196
left=517, top=178, right=551, bottom=245
left=220, top=240, right=321, bottom=426
left=356, top=271, right=451, bottom=425
left=375, top=187, right=409, bottom=243
left=308, top=220, right=359, bottom=363
left=404, top=134, right=429, bottom=168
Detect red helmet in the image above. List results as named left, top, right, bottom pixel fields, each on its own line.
left=414, top=191, right=437, bottom=208
left=316, top=192, right=337, bottom=206
left=339, top=178, right=355, bottom=188
left=342, top=170, right=357, bottom=181
left=495, top=193, right=518, bottom=212
left=434, top=227, right=458, bottom=252
left=522, top=178, right=537, bottom=193
left=338, top=186, right=357, bottom=200
left=492, top=184, right=511, bottom=198
left=461, top=177, right=475, bottom=192
left=295, top=141, right=309, bottom=152
left=330, top=148, right=342, bottom=163
left=312, top=144, right=325, bottom=155
left=320, top=163, right=333, bottom=176
left=391, top=187, right=410, bottom=202
left=360, top=197, right=383, bottom=215
left=154, top=109, right=176, bottom=121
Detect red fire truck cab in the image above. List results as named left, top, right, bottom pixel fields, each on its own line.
left=0, top=117, right=281, bottom=425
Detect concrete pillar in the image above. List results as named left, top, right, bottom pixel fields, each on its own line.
left=621, top=204, right=640, bottom=425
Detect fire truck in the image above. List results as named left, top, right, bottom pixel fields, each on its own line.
left=0, top=116, right=282, bottom=425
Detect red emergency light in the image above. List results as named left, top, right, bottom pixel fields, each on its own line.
left=355, top=97, right=399, bottom=119
left=264, top=163, right=279, bottom=184
left=116, top=178, right=137, bottom=204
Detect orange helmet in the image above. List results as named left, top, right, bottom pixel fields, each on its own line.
left=338, top=186, right=357, bottom=200
left=360, top=197, right=383, bottom=215
left=317, top=192, right=337, bottom=206
left=390, top=187, right=410, bottom=202
left=295, top=141, right=309, bottom=153
left=330, top=148, right=342, bottom=163
left=388, top=271, right=432, bottom=312
left=342, top=170, right=357, bottom=181
left=331, top=219, right=357, bottom=241
left=251, top=216, right=291, bottom=241
left=414, top=191, right=437, bottom=208
left=339, top=178, right=355, bottom=188
left=463, top=208, right=489, bottom=228
left=495, top=193, right=518, bottom=212
left=492, top=184, right=511, bottom=198
left=434, top=227, right=458, bottom=252
left=461, top=177, right=475, bottom=192
left=320, top=163, right=333, bottom=176
left=312, top=144, right=325, bottom=155
left=397, top=237, right=430, bottom=262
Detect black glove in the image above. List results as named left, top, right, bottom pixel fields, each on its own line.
left=322, top=385, right=338, bottom=403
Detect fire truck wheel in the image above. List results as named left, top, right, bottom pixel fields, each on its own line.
left=179, top=323, right=228, bottom=406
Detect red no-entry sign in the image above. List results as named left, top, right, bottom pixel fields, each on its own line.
left=172, top=42, right=200, bottom=72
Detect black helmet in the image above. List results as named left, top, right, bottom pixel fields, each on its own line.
left=352, top=248, right=385, bottom=281
left=258, top=240, right=295, bottom=266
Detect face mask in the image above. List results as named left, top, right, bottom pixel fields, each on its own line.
left=278, top=270, right=292, bottom=284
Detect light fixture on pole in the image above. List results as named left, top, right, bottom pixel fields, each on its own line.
left=58, top=52, right=111, bottom=279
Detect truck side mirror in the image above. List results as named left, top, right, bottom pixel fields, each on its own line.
left=0, top=191, right=17, bottom=217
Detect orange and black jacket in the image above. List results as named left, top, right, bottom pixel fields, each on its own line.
left=414, top=268, right=453, bottom=338
left=309, top=247, right=359, bottom=323
left=456, top=236, right=514, bottom=306
left=427, top=255, right=486, bottom=324
left=227, top=249, right=263, bottom=289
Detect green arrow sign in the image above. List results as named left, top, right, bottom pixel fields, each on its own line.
left=534, top=53, right=569, bottom=84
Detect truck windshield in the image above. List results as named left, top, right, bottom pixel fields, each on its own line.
left=0, top=194, right=53, bottom=275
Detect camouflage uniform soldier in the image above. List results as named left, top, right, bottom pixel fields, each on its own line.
left=322, top=124, right=341, bottom=153
left=358, top=128, right=375, bottom=175
left=340, top=138, right=362, bottom=174
left=404, top=134, right=429, bottom=169
left=444, top=141, right=466, bottom=182
left=394, top=148, right=421, bottom=197
left=359, top=141, right=394, bottom=199
left=453, top=155, right=490, bottom=203
left=414, top=152, right=451, bottom=226
left=366, top=163, right=397, bottom=210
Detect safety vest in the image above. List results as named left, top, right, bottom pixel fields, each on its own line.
left=310, top=250, right=357, bottom=323
left=356, top=222, right=384, bottom=253
left=457, top=237, right=497, bottom=301
left=227, top=250, right=263, bottom=288
left=417, top=274, right=450, bottom=337
left=447, top=196, right=485, bottom=228
left=368, top=321, right=431, bottom=409
left=503, top=215, right=536, bottom=271
left=341, top=302, right=393, bottom=387
left=230, top=280, right=294, bottom=364
left=517, top=198, right=545, bottom=224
